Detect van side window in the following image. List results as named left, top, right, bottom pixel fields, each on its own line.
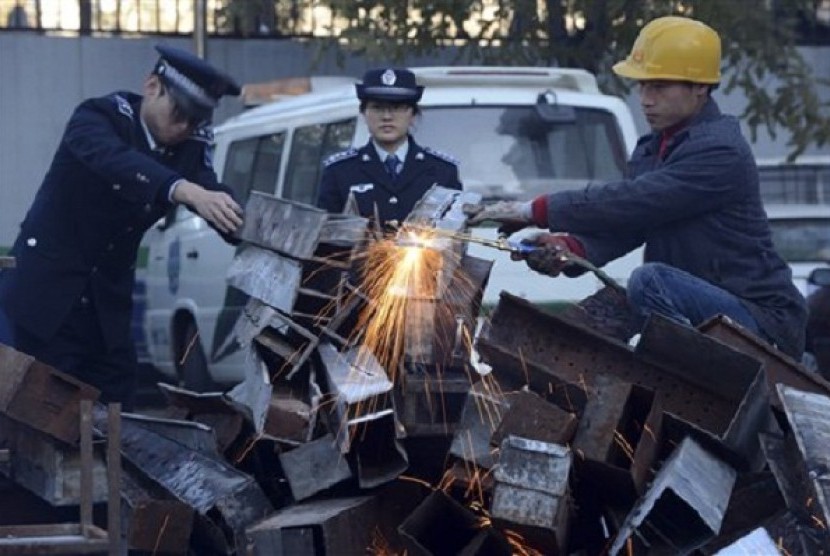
left=221, top=132, right=286, bottom=202
left=283, top=118, right=356, bottom=205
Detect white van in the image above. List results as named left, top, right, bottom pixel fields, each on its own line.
left=140, top=66, right=642, bottom=388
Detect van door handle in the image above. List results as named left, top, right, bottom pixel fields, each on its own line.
left=186, top=249, right=199, bottom=259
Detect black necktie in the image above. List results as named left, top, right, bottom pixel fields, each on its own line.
left=384, top=154, right=400, bottom=180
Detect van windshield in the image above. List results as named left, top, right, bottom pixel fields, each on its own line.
left=415, top=105, right=628, bottom=200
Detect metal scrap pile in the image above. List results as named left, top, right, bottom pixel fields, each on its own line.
left=1, top=187, right=830, bottom=554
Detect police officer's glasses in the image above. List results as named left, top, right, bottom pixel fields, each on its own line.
left=366, top=102, right=412, bottom=115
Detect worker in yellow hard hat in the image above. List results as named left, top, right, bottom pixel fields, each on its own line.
left=464, top=16, right=807, bottom=360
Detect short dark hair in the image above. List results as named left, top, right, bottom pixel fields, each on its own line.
left=359, top=100, right=420, bottom=115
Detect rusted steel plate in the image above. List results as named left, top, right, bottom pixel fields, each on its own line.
left=120, top=413, right=220, bottom=457
left=491, top=437, right=572, bottom=554
left=403, top=255, right=491, bottom=367
left=94, top=410, right=273, bottom=545
left=264, top=392, right=313, bottom=444
left=713, top=528, right=780, bottom=555
left=699, top=314, right=830, bottom=408
left=239, top=192, right=329, bottom=259
left=610, top=437, right=736, bottom=555
left=318, top=342, right=393, bottom=451
left=571, top=374, right=661, bottom=502
left=700, top=471, right=786, bottom=553
left=449, top=382, right=510, bottom=469
left=0, top=414, right=108, bottom=506
left=0, top=344, right=99, bottom=445
left=279, top=434, right=352, bottom=501
left=226, top=245, right=302, bottom=312
left=121, top=470, right=194, bottom=554
left=318, top=213, right=369, bottom=246
left=398, top=490, right=481, bottom=556
left=396, top=369, right=475, bottom=436
left=404, top=186, right=481, bottom=232
left=474, top=340, right=588, bottom=414
left=492, top=390, right=578, bottom=448
left=775, top=385, right=830, bottom=533
left=246, top=496, right=379, bottom=556
left=479, top=293, right=768, bottom=467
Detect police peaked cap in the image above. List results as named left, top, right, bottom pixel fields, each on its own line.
left=153, top=44, right=241, bottom=122
left=356, top=68, right=423, bottom=103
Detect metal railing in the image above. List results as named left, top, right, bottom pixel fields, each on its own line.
left=0, top=0, right=332, bottom=37
left=2, top=0, right=829, bottom=45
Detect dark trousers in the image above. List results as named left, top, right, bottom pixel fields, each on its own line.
left=11, top=296, right=137, bottom=412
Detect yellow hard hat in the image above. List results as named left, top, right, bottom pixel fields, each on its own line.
left=613, top=16, right=721, bottom=84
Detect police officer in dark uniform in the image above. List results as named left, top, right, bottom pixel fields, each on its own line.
left=0, top=45, right=243, bottom=410
left=316, top=67, right=462, bottom=226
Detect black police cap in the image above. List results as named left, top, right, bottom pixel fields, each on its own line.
left=355, top=68, right=423, bottom=103
left=153, top=44, right=241, bottom=123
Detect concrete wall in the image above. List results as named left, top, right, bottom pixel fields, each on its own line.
left=1, top=33, right=828, bottom=248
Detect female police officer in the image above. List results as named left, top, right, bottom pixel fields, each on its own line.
left=0, top=45, right=243, bottom=409
left=316, top=67, right=462, bottom=226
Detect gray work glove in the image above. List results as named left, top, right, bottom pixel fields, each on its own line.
left=463, top=200, right=534, bottom=235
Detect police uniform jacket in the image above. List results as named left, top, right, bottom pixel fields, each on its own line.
left=0, top=91, right=234, bottom=351
left=316, top=136, right=462, bottom=225
left=544, top=98, right=807, bottom=357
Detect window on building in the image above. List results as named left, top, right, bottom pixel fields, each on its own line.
left=758, top=164, right=830, bottom=205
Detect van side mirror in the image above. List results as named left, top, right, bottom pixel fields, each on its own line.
left=808, top=268, right=830, bottom=288
left=535, top=91, right=577, bottom=124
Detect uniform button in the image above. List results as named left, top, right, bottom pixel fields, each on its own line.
left=106, top=243, right=114, bottom=251
left=125, top=226, right=134, bottom=233
left=112, top=184, right=121, bottom=191
left=144, top=204, right=152, bottom=212
left=91, top=266, right=98, bottom=273
left=80, top=296, right=89, bottom=305
left=26, top=237, right=37, bottom=247
left=389, top=196, right=398, bottom=204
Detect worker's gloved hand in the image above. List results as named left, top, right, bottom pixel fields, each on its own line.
left=463, top=200, right=534, bottom=235
left=521, top=233, right=574, bottom=277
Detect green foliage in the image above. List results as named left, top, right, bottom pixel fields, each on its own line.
left=315, top=0, right=830, bottom=158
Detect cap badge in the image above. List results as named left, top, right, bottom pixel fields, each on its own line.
left=381, top=69, right=397, bottom=86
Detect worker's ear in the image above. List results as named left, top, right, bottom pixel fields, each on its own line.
left=143, top=74, right=162, bottom=98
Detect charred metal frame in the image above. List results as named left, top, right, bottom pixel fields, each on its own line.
left=479, top=292, right=769, bottom=468
left=609, top=437, right=736, bottom=555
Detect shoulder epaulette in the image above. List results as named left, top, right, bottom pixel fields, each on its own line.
left=113, top=94, right=134, bottom=121
left=424, top=147, right=459, bottom=166
left=190, top=125, right=215, bottom=144
left=323, top=148, right=359, bottom=167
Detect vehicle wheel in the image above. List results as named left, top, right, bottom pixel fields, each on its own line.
left=177, top=321, right=215, bottom=392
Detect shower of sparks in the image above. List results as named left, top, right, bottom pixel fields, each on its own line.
left=353, top=230, right=444, bottom=378
left=348, top=227, right=479, bottom=383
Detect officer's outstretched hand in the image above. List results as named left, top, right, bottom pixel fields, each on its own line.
left=174, top=181, right=243, bottom=234
left=463, top=200, right=533, bottom=235
left=521, top=233, right=573, bottom=277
